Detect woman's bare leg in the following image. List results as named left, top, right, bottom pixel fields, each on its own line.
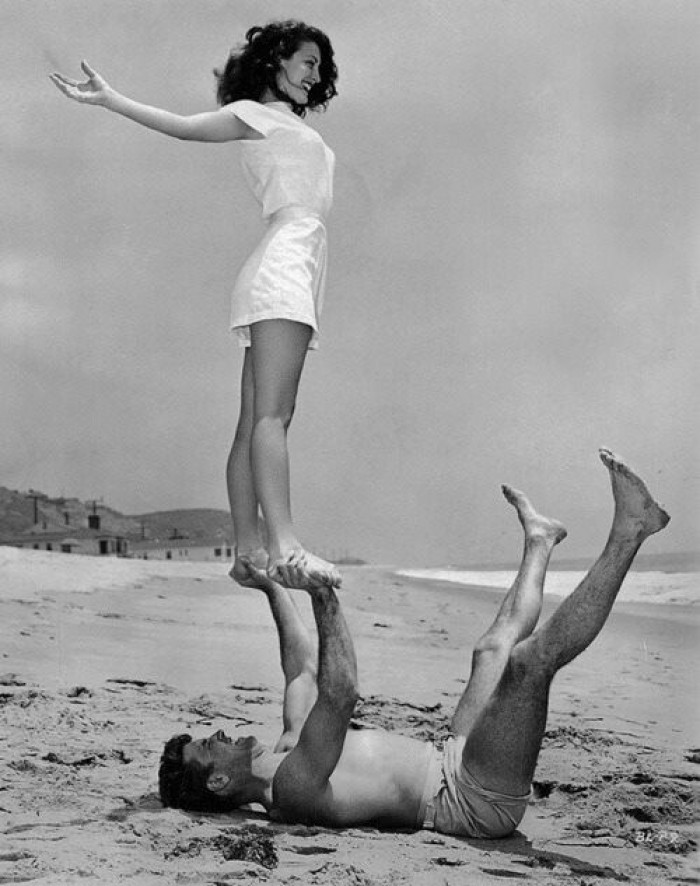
left=249, top=319, right=340, bottom=590
left=451, top=487, right=566, bottom=735
left=227, top=350, right=267, bottom=586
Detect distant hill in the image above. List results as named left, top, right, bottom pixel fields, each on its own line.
left=0, top=487, right=231, bottom=543
left=129, top=508, right=232, bottom=542
left=0, top=487, right=142, bottom=538
left=0, top=488, right=369, bottom=560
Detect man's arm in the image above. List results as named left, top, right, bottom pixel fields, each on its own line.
left=271, top=584, right=359, bottom=819
left=241, top=566, right=318, bottom=752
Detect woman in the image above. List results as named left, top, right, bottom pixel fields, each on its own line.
left=50, top=20, right=341, bottom=591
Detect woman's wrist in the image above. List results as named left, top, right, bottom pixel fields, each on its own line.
left=102, top=88, right=123, bottom=112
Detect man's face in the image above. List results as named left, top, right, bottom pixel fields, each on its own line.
left=182, top=729, right=261, bottom=774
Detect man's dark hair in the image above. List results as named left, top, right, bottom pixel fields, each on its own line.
left=158, top=733, right=235, bottom=812
left=214, top=19, right=338, bottom=116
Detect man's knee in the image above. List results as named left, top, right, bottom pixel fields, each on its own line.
left=472, top=628, right=518, bottom=664
left=506, top=635, right=552, bottom=685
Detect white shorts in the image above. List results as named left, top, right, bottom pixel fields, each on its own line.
left=419, top=736, right=531, bottom=838
left=230, top=207, right=327, bottom=351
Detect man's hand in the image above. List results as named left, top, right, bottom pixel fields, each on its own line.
left=50, top=60, right=114, bottom=107
left=241, top=561, right=281, bottom=593
left=244, top=560, right=327, bottom=594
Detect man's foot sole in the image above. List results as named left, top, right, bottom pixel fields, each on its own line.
left=599, top=448, right=670, bottom=538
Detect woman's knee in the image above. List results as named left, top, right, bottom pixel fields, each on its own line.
left=253, top=404, right=296, bottom=433
left=252, top=381, right=298, bottom=430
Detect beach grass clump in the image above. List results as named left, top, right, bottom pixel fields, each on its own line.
left=214, top=824, right=278, bottom=869
left=166, top=825, right=277, bottom=869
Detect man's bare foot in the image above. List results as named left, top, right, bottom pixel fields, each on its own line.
left=599, top=448, right=670, bottom=540
left=502, top=485, right=568, bottom=546
left=229, top=547, right=269, bottom=588
left=268, top=549, right=341, bottom=591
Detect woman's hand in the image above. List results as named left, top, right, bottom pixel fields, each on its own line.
left=49, top=61, right=114, bottom=107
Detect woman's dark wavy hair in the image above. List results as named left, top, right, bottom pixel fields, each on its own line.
left=215, top=20, right=338, bottom=117
left=159, top=733, right=235, bottom=812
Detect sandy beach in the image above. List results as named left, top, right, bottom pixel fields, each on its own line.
left=1, top=548, right=698, bottom=885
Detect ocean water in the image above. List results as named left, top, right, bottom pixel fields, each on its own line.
left=397, top=568, right=700, bottom=606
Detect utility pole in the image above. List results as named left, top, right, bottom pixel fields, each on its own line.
left=28, top=492, right=42, bottom=525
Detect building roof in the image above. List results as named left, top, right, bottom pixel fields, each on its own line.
left=129, top=538, right=232, bottom=552
left=0, top=528, right=129, bottom=545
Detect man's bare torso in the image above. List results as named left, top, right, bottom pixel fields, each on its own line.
left=272, top=728, right=433, bottom=829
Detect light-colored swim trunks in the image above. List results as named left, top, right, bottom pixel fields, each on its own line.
left=417, top=736, right=531, bottom=838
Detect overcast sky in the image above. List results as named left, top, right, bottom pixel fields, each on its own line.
left=2, top=0, right=698, bottom=566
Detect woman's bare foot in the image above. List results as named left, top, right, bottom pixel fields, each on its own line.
left=599, top=448, right=670, bottom=540
left=502, top=484, right=568, bottom=546
left=268, top=549, right=341, bottom=591
left=229, top=547, right=269, bottom=588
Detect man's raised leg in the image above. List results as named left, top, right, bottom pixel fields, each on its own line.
left=534, top=448, right=670, bottom=670
left=451, top=486, right=566, bottom=735
left=461, top=449, right=670, bottom=797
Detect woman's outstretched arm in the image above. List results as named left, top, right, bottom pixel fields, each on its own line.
left=49, top=60, right=255, bottom=143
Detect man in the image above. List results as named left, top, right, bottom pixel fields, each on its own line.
left=159, top=449, right=669, bottom=837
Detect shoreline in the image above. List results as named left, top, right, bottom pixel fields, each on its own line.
left=395, top=567, right=700, bottom=628
left=395, top=565, right=700, bottom=607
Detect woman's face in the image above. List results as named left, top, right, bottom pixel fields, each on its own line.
left=276, top=41, right=322, bottom=105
